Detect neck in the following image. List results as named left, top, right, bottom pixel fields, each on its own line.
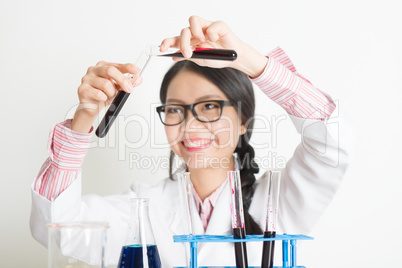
left=188, top=158, right=234, bottom=201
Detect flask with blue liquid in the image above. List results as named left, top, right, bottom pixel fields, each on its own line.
left=118, top=198, right=161, bottom=268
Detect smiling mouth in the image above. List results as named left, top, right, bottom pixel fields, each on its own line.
left=181, top=139, right=214, bottom=151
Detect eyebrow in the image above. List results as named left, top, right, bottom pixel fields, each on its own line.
left=166, top=94, right=225, bottom=104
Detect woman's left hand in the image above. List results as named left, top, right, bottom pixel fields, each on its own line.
left=160, top=16, right=268, bottom=78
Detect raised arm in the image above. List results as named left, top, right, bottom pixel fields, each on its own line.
left=250, top=48, right=356, bottom=234
left=30, top=61, right=143, bottom=262
left=161, top=16, right=356, bottom=234
left=32, top=59, right=143, bottom=201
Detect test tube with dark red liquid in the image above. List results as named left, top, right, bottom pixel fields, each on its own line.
left=261, top=170, right=281, bottom=268
left=228, top=155, right=248, bottom=268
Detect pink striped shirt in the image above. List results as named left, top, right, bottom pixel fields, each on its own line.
left=192, top=178, right=229, bottom=231
left=251, top=47, right=336, bottom=119
left=33, top=47, right=336, bottom=225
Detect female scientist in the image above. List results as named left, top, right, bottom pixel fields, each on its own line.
left=30, top=16, right=356, bottom=267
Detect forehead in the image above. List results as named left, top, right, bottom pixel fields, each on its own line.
left=166, top=70, right=227, bottom=104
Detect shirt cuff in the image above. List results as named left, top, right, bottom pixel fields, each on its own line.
left=251, top=48, right=302, bottom=105
left=47, top=119, right=94, bottom=170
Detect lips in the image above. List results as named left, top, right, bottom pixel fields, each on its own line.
left=181, top=138, right=214, bottom=152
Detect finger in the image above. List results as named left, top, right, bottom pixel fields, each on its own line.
left=160, top=37, right=180, bottom=52
left=117, top=63, right=141, bottom=76
left=80, top=84, right=108, bottom=103
left=188, top=16, right=210, bottom=42
left=87, top=76, right=119, bottom=100
left=189, top=16, right=213, bottom=29
left=205, top=21, right=230, bottom=42
left=126, top=74, right=143, bottom=87
left=120, top=63, right=143, bottom=88
left=160, top=36, right=205, bottom=53
left=95, top=61, right=141, bottom=77
left=171, top=57, right=187, bottom=62
left=179, top=27, right=193, bottom=58
left=93, top=65, right=136, bottom=93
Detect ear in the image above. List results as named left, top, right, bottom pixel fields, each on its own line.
left=240, top=124, right=247, bottom=136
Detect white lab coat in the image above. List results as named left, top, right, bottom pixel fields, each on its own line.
left=30, top=105, right=356, bottom=267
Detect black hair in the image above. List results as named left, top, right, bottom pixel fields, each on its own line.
left=159, top=61, right=262, bottom=235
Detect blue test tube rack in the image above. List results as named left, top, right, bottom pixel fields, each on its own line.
left=173, top=233, right=313, bottom=268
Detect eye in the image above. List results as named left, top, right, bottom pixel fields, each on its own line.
left=166, top=107, right=182, bottom=114
left=202, top=102, right=219, bottom=110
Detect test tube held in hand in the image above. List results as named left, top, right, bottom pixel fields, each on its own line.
left=261, top=170, right=281, bottom=268
left=158, top=48, right=237, bottom=61
left=229, top=153, right=248, bottom=268
left=95, top=48, right=151, bottom=138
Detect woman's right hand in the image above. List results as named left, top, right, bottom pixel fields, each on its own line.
left=71, top=61, right=142, bottom=133
left=160, top=16, right=268, bottom=78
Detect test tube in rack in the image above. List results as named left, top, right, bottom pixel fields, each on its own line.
left=228, top=153, right=248, bottom=268
left=262, top=170, right=281, bottom=268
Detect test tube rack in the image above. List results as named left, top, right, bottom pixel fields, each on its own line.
left=173, top=233, right=313, bottom=268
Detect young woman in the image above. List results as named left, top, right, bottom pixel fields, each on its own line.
left=30, top=16, right=355, bottom=267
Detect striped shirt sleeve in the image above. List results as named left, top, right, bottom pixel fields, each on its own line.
left=34, top=119, right=93, bottom=201
left=251, top=47, right=336, bottom=120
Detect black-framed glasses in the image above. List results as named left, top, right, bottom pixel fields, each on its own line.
left=156, top=100, right=233, bottom=126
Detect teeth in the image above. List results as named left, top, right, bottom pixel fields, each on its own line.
left=183, top=140, right=212, bottom=148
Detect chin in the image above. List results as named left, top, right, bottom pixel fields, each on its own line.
left=180, top=153, right=207, bottom=170
left=182, top=152, right=231, bottom=170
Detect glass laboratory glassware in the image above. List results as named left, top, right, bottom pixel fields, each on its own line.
left=228, top=153, right=248, bottom=268
left=177, top=172, right=194, bottom=235
left=47, top=222, right=109, bottom=268
left=261, top=170, right=281, bottom=268
left=146, top=45, right=237, bottom=61
left=95, top=48, right=152, bottom=138
left=177, top=172, right=194, bottom=268
left=117, top=198, right=161, bottom=268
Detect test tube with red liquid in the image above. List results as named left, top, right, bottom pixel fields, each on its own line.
left=228, top=153, right=248, bottom=268
left=261, top=170, right=281, bottom=268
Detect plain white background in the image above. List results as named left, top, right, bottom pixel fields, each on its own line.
left=1, top=0, right=401, bottom=267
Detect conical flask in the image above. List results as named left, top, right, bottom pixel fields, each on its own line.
left=117, top=198, right=161, bottom=268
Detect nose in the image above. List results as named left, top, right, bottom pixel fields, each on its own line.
left=184, top=108, right=199, bottom=124
left=183, top=108, right=206, bottom=131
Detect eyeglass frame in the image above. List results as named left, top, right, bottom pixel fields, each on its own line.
left=156, top=100, right=234, bottom=126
